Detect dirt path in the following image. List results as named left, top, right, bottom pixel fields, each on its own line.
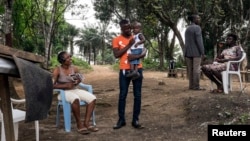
left=14, top=65, right=250, bottom=141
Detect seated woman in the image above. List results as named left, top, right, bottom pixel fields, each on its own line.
left=201, top=33, right=243, bottom=93
left=52, top=51, right=98, bottom=134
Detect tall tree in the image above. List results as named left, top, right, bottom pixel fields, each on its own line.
left=75, top=26, right=102, bottom=64
left=11, top=0, right=85, bottom=68
left=35, top=0, right=69, bottom=68
left=4, top=0, right=13, bottom=47
left=67, top=24, right=79, bottom=55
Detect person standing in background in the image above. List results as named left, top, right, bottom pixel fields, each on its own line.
left=184, top=14, right=205, bottom=90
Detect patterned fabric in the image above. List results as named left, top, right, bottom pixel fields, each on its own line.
left=203, top=46, right=242, bottom=73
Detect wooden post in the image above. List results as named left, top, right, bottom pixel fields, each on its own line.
left=0, top=75, right=15, bottom=141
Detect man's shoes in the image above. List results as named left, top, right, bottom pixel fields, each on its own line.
left=131, top=121, right=144, bottom=129
left=113, top=120, right=126, bottom=129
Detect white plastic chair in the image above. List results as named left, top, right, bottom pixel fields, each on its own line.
left=0, top=98, right=39, bottom=141
left=221, top=52, right=246, bottom=94
left=54, top=83, right=96, bottom=132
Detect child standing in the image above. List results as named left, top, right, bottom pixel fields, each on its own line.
left=127, top=21, right=146, bottom=79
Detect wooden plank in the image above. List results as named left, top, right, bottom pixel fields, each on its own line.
left=0, top=44, right=45, bottom=63
left=0, top=75, right=15, bottom=141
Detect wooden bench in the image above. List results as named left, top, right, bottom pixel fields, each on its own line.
left=176, top=68, right=187, bottom=79
left=168, top=69, right=177, bottom=77
left=175, top=67, right=205, bottom=80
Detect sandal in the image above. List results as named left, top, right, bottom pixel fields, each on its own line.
left=77, top=128, right=90, bottom=135
left=87, top=126, right=99, bottom=132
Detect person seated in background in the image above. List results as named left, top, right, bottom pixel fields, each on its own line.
left=52, top=51, right=98, bottom=134
left=201, top=33, right=243, bottom=93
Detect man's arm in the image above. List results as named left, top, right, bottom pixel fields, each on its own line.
left=128, top=48, right=147, bottom=61
left=195, top=26, right=205, bottom=55
left=113, top=38, right=135, bottom=58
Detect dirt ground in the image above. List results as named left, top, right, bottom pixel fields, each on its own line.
left=11, top=65, right=250, bottom=141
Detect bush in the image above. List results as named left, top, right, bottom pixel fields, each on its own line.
left=142, top=58, right=159, bottom=70
left=112, top=60, right=120, bottom=71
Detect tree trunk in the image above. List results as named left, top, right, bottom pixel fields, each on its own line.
left=170, top=25, right=184, bottom=54
left=4, top=0, right=12, bottom=47
left=70, top=39, right=74, bottom=55
left=45, top=0, right=58, bottom=69
left=3, top=2, right=18, bottom=140
left=158, top=36, right=164, bottom=69
left=101, top=38, right=105, bottom=65
left=88, top=43, right=91, bottom=64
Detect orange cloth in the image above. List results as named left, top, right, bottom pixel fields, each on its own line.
left=112, top=35, right=142, bottom=69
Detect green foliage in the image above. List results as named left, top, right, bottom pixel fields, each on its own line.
left=174, top=61, right=184, bottom=68
left=238, top=113, right=250, bottom=124
left=49, top=55, right=60, bottom=70
left=72, top=57, right=92, bottom=70
left=142, top=58, right=160, bottom=70
left=175, top=54, right=185, bottom=68
left=104, top=53, right=116, bottom=64
left=93, top=0, right=115, bottom=22
left=75, top=26, right=104, bottom=64
left=0, top=5, right=4, bottom=14
left=112, top=60, right=120, bottom=71
left=143, top=56, right=185, bottom=70
left=97, top=53, right=115, bottom=65
left=96, top=47, right=115, bottom=64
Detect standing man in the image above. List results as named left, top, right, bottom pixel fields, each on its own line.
left=184, top=14, right=205, bottom=90
left=112, top=19, right=147, bottom=129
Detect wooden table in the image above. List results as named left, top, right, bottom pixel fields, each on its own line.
left=176, top=67, right=187, bottom=79
left=0, top=44, right=44, bottom=141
